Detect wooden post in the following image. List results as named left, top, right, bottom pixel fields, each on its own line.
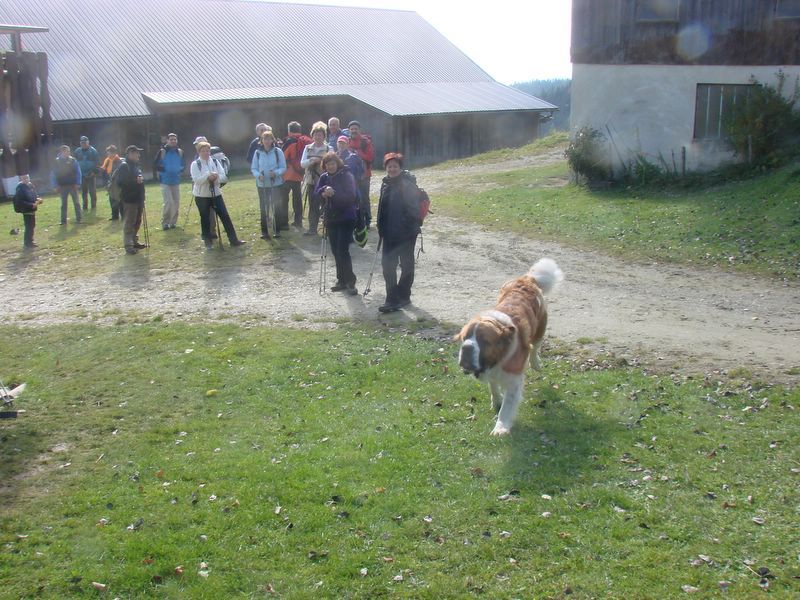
left=681, top=146, right=686, bottom=177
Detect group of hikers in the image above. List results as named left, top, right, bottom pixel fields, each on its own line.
left=12, top=117, right=426, bottom=313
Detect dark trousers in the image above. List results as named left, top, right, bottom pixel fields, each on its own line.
left=284, top=180, right=302, bottom=226
left=275, top=185, right=289, bottom=230
left=81, top=175, right=97, bottom=209
left=122, top=201, right=143, bottom=250
left=382, top=237, right=417, bottom=303
left=358, top=178, right=371, bottom=226
left=195, top=195, right=239, bottom=243
left=109, top=190, right=121, bottom=219
left=328, top=219, right=357, bottom=287
left=23, top=213, right=35, bottom=246
left=306, top=185, right=323, bottom=234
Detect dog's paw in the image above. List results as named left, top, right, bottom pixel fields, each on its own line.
left=490, top=424, right=511, bottom=436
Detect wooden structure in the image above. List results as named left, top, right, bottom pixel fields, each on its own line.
left=0, top=24, right=51, bottom=194
left=570, top=0, right=800, bottom=174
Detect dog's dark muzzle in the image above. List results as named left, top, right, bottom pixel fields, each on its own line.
left=458, top=343, right=484, bottom=378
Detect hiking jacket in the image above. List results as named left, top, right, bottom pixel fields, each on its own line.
left=191, top=156, right=228, bottom=198
left=246, top=137, right=263, bottom=164
left=315, top=166, right=358, bottom=224
left=282, top=134, right=312, bottom=182
left=348, top=133, right=374, bottom=178
left=377, top=170, right=421, bottom=244
left=300, top=142, right=330, bottom=187
left=153, top=145, right=185, bottom=185
left=116, top=160, right=145, bottom=204
left=337, top=149, right=364, bottom=185
left=73, top=145, right=100, bottom=176
left=51, top=156, right=82, bottom=188
left=14, top=181, right=39, bottom=213
left=251, top=145, right=287, bottom=188
left=327, top=128, right=348, bottom=149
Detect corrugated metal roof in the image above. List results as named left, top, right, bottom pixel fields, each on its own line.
left=143, top=82, right=556, bottom=115
left=0, top=0, right=552, bottom=121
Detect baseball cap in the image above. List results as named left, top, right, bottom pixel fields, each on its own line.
left=337, top=135, right=349, bottom=144
left=125, top=145, right=143, bottom=154
left=80, top=136, right=89, bottom=142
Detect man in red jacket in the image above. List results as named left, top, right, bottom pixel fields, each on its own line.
left=347, top=120, right=375, bottom=229
left=282, top=121, right=311, bottom=230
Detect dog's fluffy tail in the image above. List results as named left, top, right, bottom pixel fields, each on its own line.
left=530, top=258, right=564, bottom=295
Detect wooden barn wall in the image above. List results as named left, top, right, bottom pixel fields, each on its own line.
left=572, top=0, right=800, bottom=65
left=50, top=104, right=542, bottom=180
left=393, top=112, right=541, bottom=169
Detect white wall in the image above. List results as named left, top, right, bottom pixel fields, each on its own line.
left=570, top=64, right=800, bottom=174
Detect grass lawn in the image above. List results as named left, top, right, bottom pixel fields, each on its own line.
left=1, top=324, right=798, bottom=598
left=430, top=135, right=800, bottom=280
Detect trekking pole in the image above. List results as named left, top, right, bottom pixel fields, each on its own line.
left=318, top=201, right=328, bottom=294
left=210, top=169, right=224, bottom=250
left=362, top=237, right=382, bottom=297
left=141, top=202, right=151, bottom=250
left=182, top=193, right=194, bottom=229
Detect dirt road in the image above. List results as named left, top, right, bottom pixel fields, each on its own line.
left=1, top=152, right=798, bottom=384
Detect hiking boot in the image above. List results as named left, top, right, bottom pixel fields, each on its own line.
left=397, top=298, right=411, bottom=308
left=378, top=302, right=400, bottom=313
left=133, top=242, right=147, bottom=249
left=330, top=282, right=347, bottom=292
left=204, top=240, right=214, bottom=249
left=24, top=242, right=38, bottom=249
left=303, top=230, right=318, bottom=237
left=345, top=284, right=358, bottom=296
left=260, top=233, right=271, bottom=240
left=230, top=239, right=246, bottom=247
left=125, top=248, right=137, bottom=255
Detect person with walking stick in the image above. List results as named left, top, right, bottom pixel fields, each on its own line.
left=315, top=152, right=359, bottom=295
left=376, top=152, right=421, bottom=312
left=117, top=145, right=148, bottom=255
left=191, top=141, right=246, bottom=250
left=251, top=130, right=286, bottom=240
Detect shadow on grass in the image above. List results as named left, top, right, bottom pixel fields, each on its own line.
left=505, top=386, right=614, bottom=492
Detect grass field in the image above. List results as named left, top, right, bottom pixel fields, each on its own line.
left=1, top=138, right=799, bottom=598
left=1, top=324, right=798, bottom=598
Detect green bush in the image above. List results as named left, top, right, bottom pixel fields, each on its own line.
left=725, top=70, right=800, bottom=166
left=564, top=126, right=610, bottom=183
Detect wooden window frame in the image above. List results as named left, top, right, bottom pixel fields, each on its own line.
left=775, top=0, right=800, bottom=19
left=693, top=83, right=756, bottom=141
left=636, top=0, right=680, bottom=23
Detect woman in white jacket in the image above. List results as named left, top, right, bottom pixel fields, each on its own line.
left=191, top=142, right=246, bottom=249
left=300, top=121, right=331, bottom=236
left=251, top=131, right=286, bottom=239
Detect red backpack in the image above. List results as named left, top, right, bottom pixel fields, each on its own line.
left=418, top=188, right=431, bottom=224
left=283, top=134, right=310, bottom=177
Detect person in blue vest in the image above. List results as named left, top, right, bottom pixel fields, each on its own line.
left=251, top=130, right=286, bottom=239
left=51, top=144, right=82, bottom=225
left=73, top=135, right=100, bottom=210
left=153, top=132, right=185, bottom=230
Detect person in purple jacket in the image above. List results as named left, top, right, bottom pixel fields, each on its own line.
left=315, top=151, right=359, bottom=295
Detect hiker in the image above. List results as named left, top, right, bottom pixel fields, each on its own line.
left=74, top=135, right=100, bottom=210
left=336, top=135, right=364, bottom=184
left=51, top=144, right=82, bottom=225
left=282, top=121, right=311, bottom=230
left=246, top=123, right=270, bottom=165
left=327, top=116, right=348, bottom=149
left=376, top=152, right=421, bottom=313
left=99, top=145, right=123, bottom=220
left=13, top=174, right=43, bottom=249
left=251, top=130, right=286, bottom=239
left=347, top=121, right=375, bottom=229
left=315, top=151, right=359, bottom=295
left=153, top=133, right=185, bottom=230
left=300, top=121, right=331, bottom=236
left=191, top=141, right=246, bottom=250
left=117, top=145, right=148, bottom=255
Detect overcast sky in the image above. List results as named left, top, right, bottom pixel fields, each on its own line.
left=277, top=0, right=572, bottom=84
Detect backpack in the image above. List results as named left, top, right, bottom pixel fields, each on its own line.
left=418, top=188, right=431, bottom=224
left=54, top=156, right=77, bottom=186
left=359, top=135, right=373, bottom=169
left=282, top=135, right=309, bottom=177
left=195, top=157, right=227, bottom=187
left=12, top=183, right=34, bottom=213
left=108, top=160, right=126, bottom=200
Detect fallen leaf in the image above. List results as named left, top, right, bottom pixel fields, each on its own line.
left=205, top=389, right=217, bottom=396
left=174, top=566, right=184, bottom=576
left=91, top=582, right=107, bottom=591
left=681, top=584, right=700, bottom=593
left=155, top=469, right=165, bottom=479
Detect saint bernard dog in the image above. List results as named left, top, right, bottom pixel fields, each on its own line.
left=455, top=258, right=563, bottom=436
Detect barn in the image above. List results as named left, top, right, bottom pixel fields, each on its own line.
left=570, top=0, right=800, bottom=174
left=0, top=0, right=556, bottom=178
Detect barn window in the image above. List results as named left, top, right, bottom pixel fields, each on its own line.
left=636, top=0, right=680, bottom=22
left=775, top=0, right=800, bottom=18
left=693, top=83, right=756, bottom=140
